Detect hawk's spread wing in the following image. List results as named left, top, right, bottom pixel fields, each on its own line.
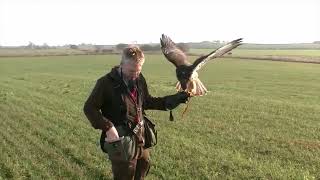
left=191, top=38, right=242, bottom=73
left=160, top=34, right=191, bottom=67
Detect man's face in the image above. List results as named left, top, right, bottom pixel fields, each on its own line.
left=122, top=62, right=142, bottom=80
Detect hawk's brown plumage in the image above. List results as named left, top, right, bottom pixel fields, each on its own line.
left=160, top=35, right=190, bottom=67
left=160, top=34, right=242, bottom=96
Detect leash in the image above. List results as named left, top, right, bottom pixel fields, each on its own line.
left=181, top=97, right=191, bottom=119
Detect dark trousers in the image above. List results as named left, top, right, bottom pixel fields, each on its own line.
left=110, top=147, right=150, bottom=180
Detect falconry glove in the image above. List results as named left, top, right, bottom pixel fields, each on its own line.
left=164, top=91, right=189, bottom=110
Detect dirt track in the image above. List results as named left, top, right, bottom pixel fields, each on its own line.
left=186, top=53, right=320, bottom=64
left=227, top=55, right=320, bottom=64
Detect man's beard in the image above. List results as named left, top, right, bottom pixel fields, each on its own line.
left=127, top=79, right=136, bottom=91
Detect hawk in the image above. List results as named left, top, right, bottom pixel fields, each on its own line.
left=160, top=34, right=242, bottom=96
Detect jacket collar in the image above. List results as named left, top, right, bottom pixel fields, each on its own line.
left=108, top=66, right=122, bottom=83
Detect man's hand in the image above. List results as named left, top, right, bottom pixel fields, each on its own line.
left=165, top=91, right=190, bottom=110
left=105, top=126, right=120, bottom=143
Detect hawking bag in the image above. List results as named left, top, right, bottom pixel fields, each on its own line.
left=143, top=116, right=157, bottom=148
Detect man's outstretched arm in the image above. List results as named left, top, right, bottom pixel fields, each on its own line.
left=140, top=75, right=189, bottom=111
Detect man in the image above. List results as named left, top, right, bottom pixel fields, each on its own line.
left=83, top=45, right=189, bottom=180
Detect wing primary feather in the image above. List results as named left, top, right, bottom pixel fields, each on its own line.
left=160, top=34, right=190, bottom=66
left=191, top=38, right=243, bottom=73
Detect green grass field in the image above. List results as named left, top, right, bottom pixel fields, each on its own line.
left=0, top=54, right=320, bottom=179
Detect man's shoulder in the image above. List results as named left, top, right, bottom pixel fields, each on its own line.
left=96, top=73, right=111, bottom=84
left=97, top=67, right=119, bottom=82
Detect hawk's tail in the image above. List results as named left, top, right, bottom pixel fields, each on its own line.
left=176, top=78, right=208, bottom=96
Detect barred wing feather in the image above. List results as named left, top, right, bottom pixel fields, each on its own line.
left=191, top=38, right=242, bottom=74
left=160, top=34, right=191, bottom=67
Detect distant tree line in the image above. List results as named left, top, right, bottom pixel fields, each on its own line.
left=25, top=42, right=50, bottom=49
left=115, top=43, right=190, bottom=52
left=3, top=40, right=319, bottom=50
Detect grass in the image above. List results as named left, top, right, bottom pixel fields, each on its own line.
left=0, top=54, right=320, bottom=179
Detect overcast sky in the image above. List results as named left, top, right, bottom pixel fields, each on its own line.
left=0, top=0, right=319, bottom=46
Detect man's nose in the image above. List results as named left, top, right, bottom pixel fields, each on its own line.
left=130, top=72, right=139, bottom=79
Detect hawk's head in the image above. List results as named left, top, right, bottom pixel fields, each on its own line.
left=176, top=65, right=193, bottom=90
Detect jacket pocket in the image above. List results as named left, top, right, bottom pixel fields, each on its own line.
left=104, top=136, right=136, bottom=161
